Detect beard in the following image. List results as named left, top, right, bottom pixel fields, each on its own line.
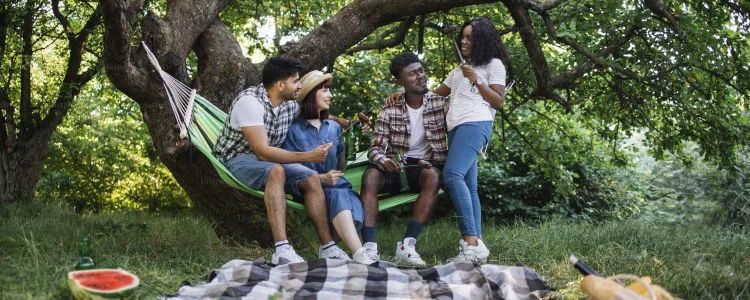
left=280, top=84, right=298, bottom=101
left=408, top=86, right=429, bottom=95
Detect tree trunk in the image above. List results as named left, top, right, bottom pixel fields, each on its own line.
left=0, top=144, right=47, bottom=203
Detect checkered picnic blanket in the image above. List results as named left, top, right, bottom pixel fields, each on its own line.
left=165, top=258, right=551, bottom=299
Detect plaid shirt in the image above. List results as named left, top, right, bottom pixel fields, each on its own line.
left=368, top=92, right=449, bottom=169
left=213, top=85, right=299, bottom=164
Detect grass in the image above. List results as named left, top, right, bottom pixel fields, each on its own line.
left=2, top=203, right=749, bottom=299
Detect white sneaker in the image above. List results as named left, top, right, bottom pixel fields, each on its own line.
left=394, top=237, right=426, bottom=266
left=271, top=246, right=305, bottom=265
left=363, top=242, right=381, bottom=261
left=319, top=243, right=351, bottom=260
left=352, top=247, right=376, bottom=265
left=476, top=239, right=490, bottom=263
left=445, top=239, right=479, bottom=263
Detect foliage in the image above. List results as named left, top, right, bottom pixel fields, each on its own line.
left=710, top=149, right=750, bottom=226
left=35, top=74, right=190, bottom=213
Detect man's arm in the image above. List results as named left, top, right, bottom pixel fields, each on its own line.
left=367, top=110, right=391, bottom=169
left=243, top=126, right=327, bottom=163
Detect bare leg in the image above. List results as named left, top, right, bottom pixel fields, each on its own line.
left=298, top=175, right=334, bottom=244
left=264, top=164, right=287, bottom=242
left=331, top=210, right=363, bottom=253
left=463, top=235, right=479, bottom=246
left=360, top=168, right=385, bottom=227
left=411, top=168, right=441, bottom=224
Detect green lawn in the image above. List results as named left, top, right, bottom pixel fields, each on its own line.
left=1, top=203, right=748, bottom=299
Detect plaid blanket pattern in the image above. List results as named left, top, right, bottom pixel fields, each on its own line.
left=166, top=259, right=551, bottom=300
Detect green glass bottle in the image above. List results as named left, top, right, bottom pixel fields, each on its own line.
left=395, top=151, right=410, bottom=192
left=353, top=116, right=363, bottom=147
left=346, top=120, right=357, bottom=161
left=75, top=235, right=96, bottom=270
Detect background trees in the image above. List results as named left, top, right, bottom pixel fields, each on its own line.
left=3, top=0, right=746, bottom=244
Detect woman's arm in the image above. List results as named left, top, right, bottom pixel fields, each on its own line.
left=434, top=83, right=451, bottom=97
left=475, top=83, right=505, bottom=110
left=460, top=64, right=505, bottom=110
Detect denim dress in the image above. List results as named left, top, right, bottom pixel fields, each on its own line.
left=281, top=117, right=364, bottom=230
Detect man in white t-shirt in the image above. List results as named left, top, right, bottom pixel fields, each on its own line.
left=213, top=56, right=348, bottom=265
left=361, top=52, right=450, bottom=266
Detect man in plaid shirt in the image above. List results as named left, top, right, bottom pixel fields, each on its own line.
left=213, top=56, right=349, bottom=265
left=360, top=52, right=449, bottom=266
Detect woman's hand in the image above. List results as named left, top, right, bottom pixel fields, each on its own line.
left=385, top=92, right=403, bottom=106
left=460, top=64, right=478, bottom=84
left=320, top=170, right=344, bottom=186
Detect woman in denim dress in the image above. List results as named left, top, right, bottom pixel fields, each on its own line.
left=281, top=71, right=373, bottom=264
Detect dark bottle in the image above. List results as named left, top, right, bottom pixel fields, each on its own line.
left=395, top=151, right=410, bottom=192
left=75, top=235, right=96, bottom=270
left=346, top=120, right=357, bottom=161
left=353, top=117, right=363, bottom=148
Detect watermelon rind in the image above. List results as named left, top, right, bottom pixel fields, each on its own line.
left=68, top=269, right=139, bottom=300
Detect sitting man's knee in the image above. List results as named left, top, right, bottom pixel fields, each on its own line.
left=299, top=174, right=322, bottom=192
left=361, top=169, right=382, bottom=188
left=268, top=164, right=285, bottom=180
left=422, top=168, right=442, bottom=187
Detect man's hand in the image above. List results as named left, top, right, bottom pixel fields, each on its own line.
left=308, top=143, right=332, bottom=163
left=417, top=160, right=432, bottom=169
left=382, top=159, right=403, bottom=172
left=385, top=92, right=403, bottom=107
left=320, top=170, right=344, bottom=186
left=357, top=112, right=371, bottom=132
left=460, top=64, right=478, bottom=84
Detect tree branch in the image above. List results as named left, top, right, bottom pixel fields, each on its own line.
left=0, top=3, right=7, bottom=64
left=20, top=0, right=35, bottom=139
left=51, top=0, right=76, bottom=42
left=289, top=0, right=498, bottom=72
left=541, top=12, right=640, bottom=81
left=37, top=3, right=103, bottom=136
left=344, top=17, right=416, bottom=55
left=551, top=25, right=640, bottom=89
left=518, top=0, right=569, bottom=13
left=503, top=0, right=553, bottom=98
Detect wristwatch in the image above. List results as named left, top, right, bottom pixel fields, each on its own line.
left=473, top=77, right=484, bottom=86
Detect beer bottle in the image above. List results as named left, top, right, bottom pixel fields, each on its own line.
left=75, top=235, right=96, bottom=270
left=346, top=120, right=357, bottom=161
left=395, top=151, right=410, bottom=192
left=353, top=116, right=363, bottom=148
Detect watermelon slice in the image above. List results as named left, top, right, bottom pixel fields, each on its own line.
left=67, top=269, right=139, bottom=300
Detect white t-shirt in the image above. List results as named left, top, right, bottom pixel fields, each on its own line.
left=443, top=58, right=506, bottom=131
left=406, top=104, right=431, bottom=160
left=229, top=96, right=298, bottom=130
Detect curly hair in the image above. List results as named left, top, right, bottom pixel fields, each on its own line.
left=389, top=52, right=422, bottom=80
left=459, top=17, right=506, bottom=67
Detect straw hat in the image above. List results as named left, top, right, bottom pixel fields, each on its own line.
left=296, top=70, right=332, bottom=103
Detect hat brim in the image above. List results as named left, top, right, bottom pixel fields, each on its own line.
left=296, top=73, right=333, bottom=103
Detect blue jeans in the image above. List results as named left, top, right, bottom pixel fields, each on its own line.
left=443, top=121, right=492, bottom=237
left=226, top=153, right=318, bottom=196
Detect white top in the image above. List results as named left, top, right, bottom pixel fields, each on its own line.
left=443, top=58, right=506, bottom=131
left=229, top=96, right=298, bottom=130
left=406, top=104, right=430, bottom=160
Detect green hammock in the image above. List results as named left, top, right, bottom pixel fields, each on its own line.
left=143, top=42, right=433, bottom=212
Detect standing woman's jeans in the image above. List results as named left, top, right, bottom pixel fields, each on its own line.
left=443, top=121, right=493, bottom=238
